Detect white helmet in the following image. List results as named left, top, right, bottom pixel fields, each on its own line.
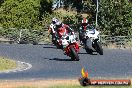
left=56, top=21, right=62, bottom=28
left=52, top=17, right=58, bottom=24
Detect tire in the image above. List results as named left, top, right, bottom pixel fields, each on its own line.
left=85, top=39, right=93, bottom=54
left=85, top=48, right=93, bottom=54
left=95, top=41, right=103, bottom=55
left=56, top=44, right=63, bottom=49
left=70, top=46, right=79, bottom=61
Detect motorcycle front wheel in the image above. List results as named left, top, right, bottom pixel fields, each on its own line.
left=95, top=41, right=103, bottom=55
left=85, top=39, right=93, bottom=54
left=70, top=46, right=79, bottom=61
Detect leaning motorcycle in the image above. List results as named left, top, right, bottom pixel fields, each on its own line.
left=61, top=32, right=80, bottom=61
left=83, top=28, right=103, bottom=55
left=52, top=33, right=63, bottom=49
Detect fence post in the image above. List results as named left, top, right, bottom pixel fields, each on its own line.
left=18, top=29, right=22, bottom=43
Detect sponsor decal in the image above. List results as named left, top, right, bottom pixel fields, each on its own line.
left=79, top=67, right=131, bottom=86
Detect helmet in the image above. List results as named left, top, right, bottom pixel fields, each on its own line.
left=56, top=21, right=62, bottom=29
left=81, top=17, right=88, bottom=26
left=52, top=17, right=58, bottom=24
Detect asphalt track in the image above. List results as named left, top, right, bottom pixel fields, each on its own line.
left=0, top=44, right=132, bottom=80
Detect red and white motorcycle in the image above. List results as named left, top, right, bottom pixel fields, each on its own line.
left=60, top=32, right=80, bottom=61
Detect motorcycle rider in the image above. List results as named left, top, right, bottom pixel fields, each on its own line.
left=55, top=21, right=75, bottom=50
left=56, top=21, right=74, bottom=39
left=48, top=17, right=59, bottom=44
left=79, top=17, right=88, bottom=45
left=79, top=17, right=95, bottom=45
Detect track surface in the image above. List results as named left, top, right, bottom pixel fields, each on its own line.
left=0, top=44, right=132, bottom=80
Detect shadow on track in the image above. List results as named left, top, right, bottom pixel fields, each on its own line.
left=43, top=44, right=53, bottom=46
left=42, top=44, right=61, bottom=49
left=44, top=58, right=75, bottom=61
left=78, top=52, right=88, bottom=54
left=43, top=46, right=57, bottom=49
left=78, top=52, right=98, bottom=55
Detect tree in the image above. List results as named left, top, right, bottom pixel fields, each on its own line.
left=39, top=0, right=53, bottom=20
left=128, top=0, right=132, bottom=2
left=98, top=0, right=132, bottom=36
left=62, top=0, right=83, bottom=13
left=0, top=0, right=4, bottom=5
left=0, top=0, right=40, bottom=29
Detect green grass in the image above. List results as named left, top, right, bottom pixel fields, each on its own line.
left=126, top=41, right=132, bottom=46
left=0, top=57, right=17, bottom=71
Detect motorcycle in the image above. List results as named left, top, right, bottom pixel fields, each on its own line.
left=61, top=32, right=80, bottom=61
left=83, top=27, right=103, bottom=55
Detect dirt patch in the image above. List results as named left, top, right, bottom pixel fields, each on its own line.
left=0, top=79, right=80, bottom=88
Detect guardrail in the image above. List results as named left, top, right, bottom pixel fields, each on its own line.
left=100, top=35, right=132, bottom=49
left=0, top=37, right=14, bottom=44
left=0, top=27, right=132, bottom=49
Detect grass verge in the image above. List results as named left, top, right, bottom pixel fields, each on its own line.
left=49, top=85, right=132, bottom=88
left=14, top=84, right=132, bottom=88
left=0, top=57, right=17, bottom=71
left=0, top=79, right=131, bottom=88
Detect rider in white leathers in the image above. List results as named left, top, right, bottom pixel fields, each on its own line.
left=49, top=17, right=58, bottom=35
left=48, top=17, right=59, bottom=43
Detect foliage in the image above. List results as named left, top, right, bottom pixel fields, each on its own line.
left=39, top=0, right=53, bottom=20
left=0, top=28, right=20, bottom=41
left=63, top=15, right=76, bottom=25
left=98, top=0, right=132, bottom=36
left=0, top=0, right=132, bottom=43
left=0, top=0, right=53, bottom=43
left=62, top=0, right=132, bottom=36
left=40, top=11, right=64, bottom=29
left=64, top=0, right=83, bottom=12
left=0, top=0, right=40, bottom=29
left=62, top=15, right=78, bottom=31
